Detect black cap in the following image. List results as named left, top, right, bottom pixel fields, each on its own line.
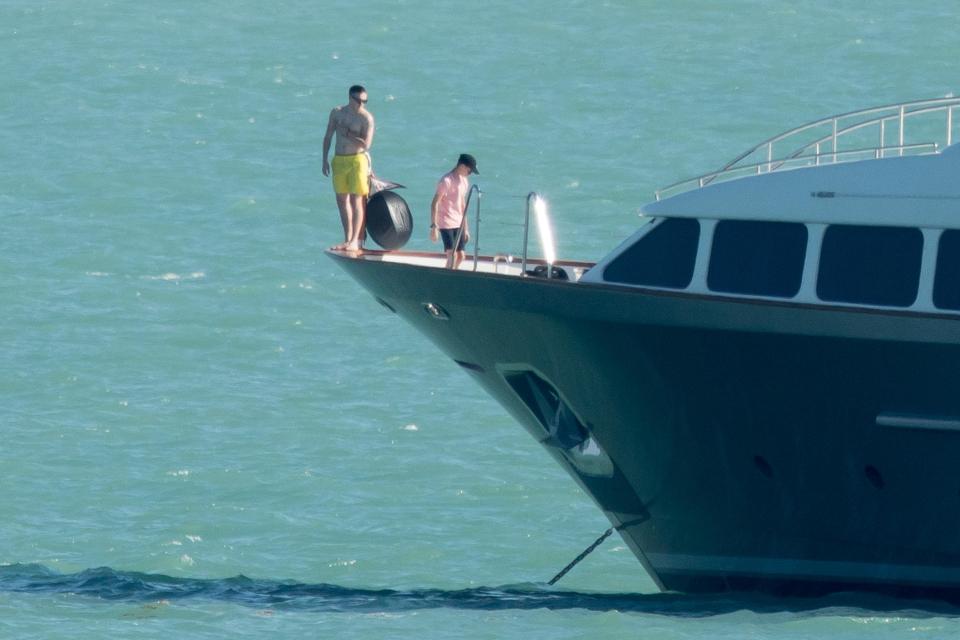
left=457, top=153, right=479, bottom=175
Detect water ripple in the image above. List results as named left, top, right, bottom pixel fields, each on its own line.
left=2, top=564, right=960, bottom=617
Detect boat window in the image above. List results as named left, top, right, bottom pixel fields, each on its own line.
left=707, top=221, right=807, bottom=297
left=603, top=217, right=699, bottom=288
left=934, top=230, right=960, bottom=310
left=817, top=225, right=923, bottom=307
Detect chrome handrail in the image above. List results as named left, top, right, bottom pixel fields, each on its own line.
left=522, top=192, right=557, bottom=278
left=469, top=185, right=481, bottom=271
left=521, top=192, right=537, bottom=275
left=686, top=142, right=938, bottom=190
left=769, top=103, right=954, bottom=168
left=655, top=96, right=960, bottom=200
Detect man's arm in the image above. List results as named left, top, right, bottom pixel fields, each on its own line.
left=361, top=113, right=375, bottom=151
left=321, top=109, right=337, bottom=176
left=429, top=188, right=441, bottom=242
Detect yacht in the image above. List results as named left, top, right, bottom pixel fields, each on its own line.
left=329, top=97, right=960, bottom=598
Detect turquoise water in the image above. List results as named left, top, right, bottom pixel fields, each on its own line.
left=3, top=1, right=960, bottom=637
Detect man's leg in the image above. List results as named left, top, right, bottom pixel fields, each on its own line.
left=335, top=193, right=353, bottom=249
left=345, top=193, right=365, bottom=250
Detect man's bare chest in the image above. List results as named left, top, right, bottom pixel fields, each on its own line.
left=337, top=110, right=366, bottom=135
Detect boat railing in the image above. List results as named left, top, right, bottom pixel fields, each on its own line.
left=693, top=142, right=939, bottom=183
left=522, top=192, right=557, bottom=277
left=655, top=96, right=960, bottom=201
left=441, top=186, right=560, bottom=276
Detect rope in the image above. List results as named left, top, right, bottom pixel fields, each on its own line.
left=546, top=517, right=649, bottom=586
left=547, top=527, right=615, bottom=586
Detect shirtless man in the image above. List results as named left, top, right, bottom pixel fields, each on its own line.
left=322, top=85, right=375, bottom=251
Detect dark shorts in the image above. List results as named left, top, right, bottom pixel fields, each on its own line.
left=440, top=227, right=467, bottom=251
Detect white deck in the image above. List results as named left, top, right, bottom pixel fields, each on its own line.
left=344, top=250, right=592, bottom=282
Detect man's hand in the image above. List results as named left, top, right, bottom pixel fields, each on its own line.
left=430, top=227, right=439, bottom=243
left=322, top=158, right=330, bottom=177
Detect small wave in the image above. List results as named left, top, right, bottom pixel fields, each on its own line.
left=141, top=272, right=206, bottom=282
left=1, top=564, right=960, bottom=616
left=177, top=75, right=225, bottom=87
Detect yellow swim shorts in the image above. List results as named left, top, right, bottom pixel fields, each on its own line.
left=331, top=153, right=370, bottom=196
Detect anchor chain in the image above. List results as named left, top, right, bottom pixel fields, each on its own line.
left=547, top=518, right=648, bottom=585
left=547, top=527, right=615, bottom=586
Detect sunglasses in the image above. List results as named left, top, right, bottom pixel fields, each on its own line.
left=352, top=96, right=368, bottom=104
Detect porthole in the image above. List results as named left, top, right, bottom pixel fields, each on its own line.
left=753, top=455, right=774, bottom=478
left=864, top=465, right=885, bottom=489
left=422, top=302, right=449, bottom=320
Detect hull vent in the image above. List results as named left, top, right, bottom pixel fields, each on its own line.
left=502, top=369, right=614, bottom=477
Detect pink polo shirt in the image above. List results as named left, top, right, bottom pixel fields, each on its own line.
left=434, top=171, right=468, bottom=229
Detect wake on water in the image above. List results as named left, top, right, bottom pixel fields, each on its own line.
left=2, top=564, right=960, bottom=617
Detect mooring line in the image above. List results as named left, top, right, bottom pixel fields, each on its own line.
left=547, top=518, right=650, bottom=585
left=547, top=527, right=615, bottom=586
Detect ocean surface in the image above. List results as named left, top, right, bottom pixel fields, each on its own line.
left=3, top=1, right=960, bottom=637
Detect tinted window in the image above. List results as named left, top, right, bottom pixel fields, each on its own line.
left=604, top=218, right=699, bottom=288
left=708, top=221, right=807, bottom=297
left=817, top=225, right=922, bottom=307
left=934, top=230, right=960, bottom=310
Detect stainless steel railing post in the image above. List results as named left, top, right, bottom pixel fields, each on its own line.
left=879, top=119, right=886, bottom=158
left=948, top=107, right=954, bottom=147
left=832, top=118, right=838, bottom=163
left=469, top=185, right=481, bottom=271
left=521, top=192, right=537, bottom=277
left=899, top=105, right=906, bottom=156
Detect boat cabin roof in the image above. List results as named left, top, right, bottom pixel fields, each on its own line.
left=641, top=143, right=960, bottom=229
left=644, top=97, right=960, bottom=229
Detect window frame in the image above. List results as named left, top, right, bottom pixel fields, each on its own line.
left=815, top=223, right=924, bottom=308
left=706, top=219, right=808, bottom=299
left=602, top=217, right=701, bottom=289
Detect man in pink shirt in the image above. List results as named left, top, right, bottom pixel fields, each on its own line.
left=429, top=153, right=479, bottom=269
